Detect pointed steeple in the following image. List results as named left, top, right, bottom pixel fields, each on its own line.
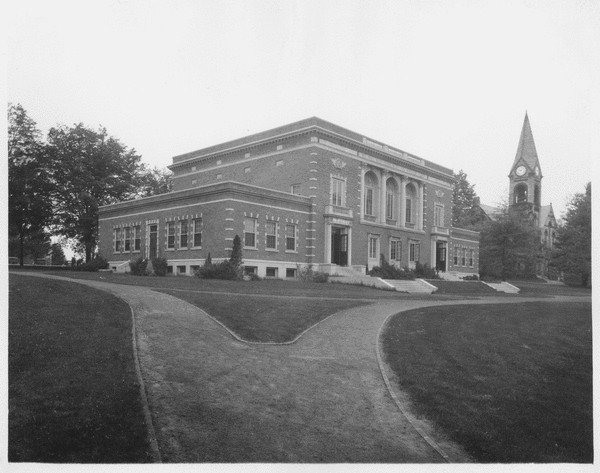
left=512, top=112, right=541, bottom=173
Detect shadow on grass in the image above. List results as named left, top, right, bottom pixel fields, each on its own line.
left=9, top=274, right=154, bottom=463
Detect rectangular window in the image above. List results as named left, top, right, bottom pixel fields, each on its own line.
left=177, top=265, right=186, bottom=275
left=409, top=241, right=420, bottom=262
left=266, top=267, right=278, bottom=278
left=286, top=268, right=296, bottom=278
left=193, top=218, right=202, bottom=247
left=453, top=246, right=458, bottom=265
left=331, top=178, right=345, bottom=207
left=365, top=189, right=374, bottom=216
left=390, top=239, right=402, bottom=261
left=265, top=222, right=277, bottom=250
left=405, top=198, right=412, bottom=223
left=134, top=225, right=141, bottom=251
left=285, top=224, right=296, bottom=251
left=114, top=228, right=121, bottom=252
left=291, top=184, right=301, bottom=195
left=386, top=192, right=394, bottom=219
left=167, top=222, right=176, bottom=249
left=244, top=266, right=257, bottom=275
left=469, top=249, right=474, bottom=267
left=179, top=220, right=188, bottom=248
left=368, top=236, right=379, bottom=260
left=244, top=218, right=257, bottom=248
left=461, top=248, right=466, bottom=266
left=434, top=204, right=444, bottom=227
left=124, top=227, right=131, bottom=252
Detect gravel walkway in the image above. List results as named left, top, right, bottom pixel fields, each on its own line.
left=11, top=272, right=590, bottom=463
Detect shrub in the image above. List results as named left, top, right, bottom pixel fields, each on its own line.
left=414, top=262, right=439, bottom=279
left=151, top=257, right=168, bottom=277
left=129, top=257, right=148, bottom=276
left=296, top=264, right=329, bottom=283
left=230, top=235, right=243, bottom=268
left=461, top=274, right=480, bottom=281
left=73, top=255, right=109, bottom=272
left=196, top=260, right=242, bottom=280
left=368, top=255, right=415, bottom=280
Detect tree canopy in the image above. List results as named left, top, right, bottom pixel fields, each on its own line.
left=46, top=123, right=144, bottom=262
left=452, top=170, right=480, bottom=228
left=478, top=209, right=542, bottom=280
left=551, top=183, right=591, bottom=286
left=8, top=104, right=54, bottom=265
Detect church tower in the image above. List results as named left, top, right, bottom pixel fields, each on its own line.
left=508, top=112, right=542, bottom=224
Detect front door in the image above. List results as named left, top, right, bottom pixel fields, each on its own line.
left=149, top=224, right=158, bottom=259
left=436, top=241, right=447, bottom=272
left=331, top=227, right=348, bottom=266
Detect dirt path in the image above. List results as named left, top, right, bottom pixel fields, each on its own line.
left=11, top=272, right=590, bottom=463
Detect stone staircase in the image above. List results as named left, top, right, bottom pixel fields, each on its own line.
left=381, top=279, right=438, bottom=294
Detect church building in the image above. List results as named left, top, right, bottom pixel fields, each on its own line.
left=98, top=117, right=479, bottom=278
left=476, top=113, right=557, bottom=276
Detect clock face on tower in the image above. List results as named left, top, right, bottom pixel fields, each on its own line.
left=515, top=165, right=527, bottom=176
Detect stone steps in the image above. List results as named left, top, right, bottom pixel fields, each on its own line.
left=381, top=279, right=438, bottom=294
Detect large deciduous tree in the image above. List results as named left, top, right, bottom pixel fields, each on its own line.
left=452, top=170, right=479, bottom=228
left=552, top=183, right=591, bottom=287
left=478, top=209, right=542, bottom=280
left=136, top=165, right=173, bottom=197
left=8, top=104, right=54, bottom=265
left=47, top=124, right=143, bottom=262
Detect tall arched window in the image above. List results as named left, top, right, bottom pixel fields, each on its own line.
left=514, top=183, right=528, bottom=204
left=386, top=178, right=398, bottom=220
left=364, top=171, right=379, bottom=217
left=405, top=182, right=417, bottom=224
left=534, top=185, right=541, bottom=206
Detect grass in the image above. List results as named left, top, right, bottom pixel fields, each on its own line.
left=382, top=302, right=593, bottom=463
left=9, top=274, right=154, bottom=463
left=156, top=288, right=368, bottom=343
left=508, top=279, right=592, bottom=296
left=30, top=269, right=414, bottom=299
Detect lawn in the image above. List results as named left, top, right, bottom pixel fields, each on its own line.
left=9, top=274, right=154, bottom=462
left=382, top=302, right=593, bottom=463
left=155, top=288, right=369, bottom=343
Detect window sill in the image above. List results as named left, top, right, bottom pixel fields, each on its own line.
left=285, top=250, right=298, bottom=254
left=191, top=246, right=202, bottom=250
left=266, top=248, right=278, bottom=252
left=244, top=247, right=258, bottom=251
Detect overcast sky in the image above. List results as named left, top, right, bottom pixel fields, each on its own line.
left=7, top=0, right=600, bottom=220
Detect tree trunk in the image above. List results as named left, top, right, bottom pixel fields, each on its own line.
left=85, top=245, right=92, bottom=263
left=19, top=232, right=24, bottom=266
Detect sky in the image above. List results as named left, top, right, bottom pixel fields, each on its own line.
left=6, top=0, right=600, bottom=221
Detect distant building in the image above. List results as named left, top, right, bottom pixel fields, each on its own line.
left=473, top=113, right=557, bottom=276
left=98, top=118, right=479, bottom=278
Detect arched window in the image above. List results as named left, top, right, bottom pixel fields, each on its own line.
left=514, top=183, right=528, bottom=204
left=386, top=178, right=398, bottom=220
left=405, top=182, right=417, bottom=224
left=534, top=185, right=541, bottom=206
left=364, top=171, right=379, bottom=217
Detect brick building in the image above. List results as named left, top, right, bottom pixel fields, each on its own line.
left=98, top=118, right=479, bottom=278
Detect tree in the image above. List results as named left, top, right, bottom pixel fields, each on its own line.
left=552, top=183, right=591, bottom=287
left=136, top=165, right=173, bottom=197
left=50, top=243, right=67, bottom=266
left=452, top=170, right=479, bottom=228
left=479, top=209, right=542, bottom=280
left=47, top=124, right=144, bottom=262
left=230, top=235, right=243, bottom=268
left=8, top=104, right=54, bottom=265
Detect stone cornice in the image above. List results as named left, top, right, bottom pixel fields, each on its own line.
left=99, top=181, right=311, bottom=218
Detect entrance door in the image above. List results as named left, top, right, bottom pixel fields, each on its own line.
left=331, top=227, right=348, bottom=266
left=436, top=241, right=446, bottom=272
left=149, top=224, right=158, bottom=259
